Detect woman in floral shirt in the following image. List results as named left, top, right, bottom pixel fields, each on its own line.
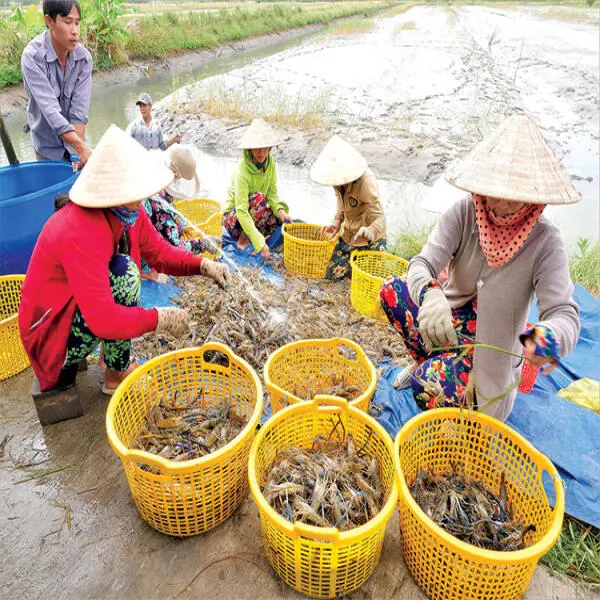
left=380, top=115, right=581, bottom=422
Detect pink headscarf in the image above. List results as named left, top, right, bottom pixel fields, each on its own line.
left=473, top=194, right=546, bottom=267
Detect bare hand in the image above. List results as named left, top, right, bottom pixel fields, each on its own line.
left=523, top=339, right=558, bottom=374
left=322, top=224, right=340, bottom=238
left=260, top=245, right=271, bottom=261
left=174, top=132, right=182, bottom=143
left=278, top=209, right=293, bottom=224
left=78, top=144, right=92, bottom=168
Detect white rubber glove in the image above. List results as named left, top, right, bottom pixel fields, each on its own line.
left=155, top=307, right=190, bottom=338
left=353, top=226, right=375, bottom=243
left=417, top=287, right=458, bottom=351
left=200, top=259, right=230, bottom=288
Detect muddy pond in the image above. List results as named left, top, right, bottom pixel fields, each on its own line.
left=1, top=4, right=598, bottom=248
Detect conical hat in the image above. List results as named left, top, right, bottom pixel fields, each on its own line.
left=310, top=135, right=368, bottom=186
left=238, top=118, right=282, bottom=149
left=69, top=124, right=174, bottom=208
left=445, top=114, right=580, bottom=205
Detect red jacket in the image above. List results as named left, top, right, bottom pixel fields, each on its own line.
left=19, top=203, right=203, bottom=391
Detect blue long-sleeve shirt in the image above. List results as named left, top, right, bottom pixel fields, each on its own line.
left=21, top=31, right=92, bottom=160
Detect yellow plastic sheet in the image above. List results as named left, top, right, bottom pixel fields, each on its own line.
left=557, top=378, right=600, bottom=414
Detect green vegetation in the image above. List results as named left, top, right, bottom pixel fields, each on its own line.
left=569, top=238, right=600, bottom=296
left=388, top=224, right=434, bottom=260
left=0, top=3, right=44, bottom=87
left=323, top=15, right=375, bottom=35
left=126, top=3, right=387, bottom=59
left=541, top=516, right=600, bottom=587
left=84, top=0, right=129, bottom=69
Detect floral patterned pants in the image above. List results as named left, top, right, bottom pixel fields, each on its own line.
left=380, top=276, right=478, bottom=410
left=326, top=237, right=387, bottom=281
left=222, top=192, right=279, bottom=242
left=64, top=254, right=141, bottom=371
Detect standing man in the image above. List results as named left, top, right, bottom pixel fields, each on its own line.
left=126, top=92, right=182, bottom=151
left=21, top=0, right=93, bottom=168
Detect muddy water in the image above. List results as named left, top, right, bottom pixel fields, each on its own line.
left=2, top=6, right=598, bottom=247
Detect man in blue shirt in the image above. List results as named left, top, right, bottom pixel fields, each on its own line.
left=21, top=0, right=92, bottom=167
left=126, top=92, right=182, bottom=151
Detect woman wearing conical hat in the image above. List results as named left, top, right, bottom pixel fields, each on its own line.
left=379, top=114, right=581, bottom=422
left=223, top=118, right=293, bottom=261
left=140, top=145, right=221, bottom=283
left=19, top=125, right=230, bottom=413
left=310, top=136, right=387, bottom=281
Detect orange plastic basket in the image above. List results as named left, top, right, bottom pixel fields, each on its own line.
left=248, top=396, right=399, bottom=599
left=394, top=408, right=564, bottom=600
left=263, top=338, right=376, bottom=414
left=0, top=275, right=30, bottom=381
left=282, top=223, right=339, bottom=278
left=350, top=251, right=408, bottom=321
left=106, top=343, right=263, bottom=537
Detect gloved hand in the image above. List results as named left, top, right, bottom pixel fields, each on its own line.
left=353, top=226, right=375, bottom=243
left=201, top=234, right=222, bottom=255
left=155, top=307, right=190, bottom=338
left=200, top=259, right=230, bottom=288
left=417, top=287, right=458, bottom=351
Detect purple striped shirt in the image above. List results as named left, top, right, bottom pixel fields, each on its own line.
left=21, top=31, right=92, bottom=160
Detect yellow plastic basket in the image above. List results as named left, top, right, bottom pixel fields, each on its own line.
left=106, top=343, right=263, bottom=537
left=264, top=338, right=376, bottom=414
left=248, top=396, right=399, bottom=599
left=350, top=251, right=408, bottom=321
left=0, top=275, right=30, bottom=382
left=394, top=408, right=564, bottom=600
left=282, top=223, right=339, bottom=278
left=174, top=197, right=221, bottom=227
left=180, top=211, right=224, bottom=259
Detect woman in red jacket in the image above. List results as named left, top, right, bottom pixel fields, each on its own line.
left=19, top=124, right=230, bottom=402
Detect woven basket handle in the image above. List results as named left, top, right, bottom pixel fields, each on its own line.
left=312, top=395, right=349, bottom=410
left=200, top=342, right=233, bottom=368
left=123, top=448, right=173, bottom=474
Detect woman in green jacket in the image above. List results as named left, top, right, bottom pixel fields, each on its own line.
left=223, top=118, right=292, bottom=260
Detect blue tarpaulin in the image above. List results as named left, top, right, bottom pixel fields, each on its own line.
left=139, top=248, right=600, bottom=528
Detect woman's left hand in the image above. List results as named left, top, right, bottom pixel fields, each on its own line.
left=523, top=339, right=558, bottom=374
left=278, top=209, right=293, bottom=224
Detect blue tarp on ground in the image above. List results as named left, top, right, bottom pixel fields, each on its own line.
left=139, top=251, right=600, bottom=528
left=372, top=285, right=600, bottom=528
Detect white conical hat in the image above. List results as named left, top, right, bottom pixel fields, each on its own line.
left=445, top=114, right=580, bottom=205
left=238, top=118, right=282, bottom=149
left=69, top=124, right=174, bottom=208
left=310, top=135, right=368, bottom=186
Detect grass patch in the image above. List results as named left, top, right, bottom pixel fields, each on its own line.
left=394, top=20, right=416, bottom=33
left=324, top=15, right=375, bottom=35
left=171, top=77, right=333, bottom=131
left=126, top=2, right=388, bottom=59
left=388, top=224, right=434, bottom=260
left=380, top=2, right=418, bottom=17
left=569, top=238, right=600, bottom=296
left=541, top=516, right=600, bottom=587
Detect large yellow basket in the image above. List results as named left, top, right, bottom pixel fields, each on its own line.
left=350, top=251, right=408, bottom=321
left=174, top=197, right=221, bottom=228
left=264, top=338, right=376, bottom=414
left=394, top=408, right=565, bottom=600
left=249, top=396, right=399, bottom=599
left=106, top=343, right=263, bottom=537
left=282, top=223, right=339, bottom=278
left=0, top=275, right=30, bottom=382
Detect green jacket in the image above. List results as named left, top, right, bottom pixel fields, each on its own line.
left=225, top=151, right=288, bottom=251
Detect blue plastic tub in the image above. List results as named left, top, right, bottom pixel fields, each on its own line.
left=0, top=161, right=78, bottom=275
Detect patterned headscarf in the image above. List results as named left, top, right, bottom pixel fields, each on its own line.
left=110, top=206, right=139, bottom=230
left=473, top=194, right=546, bottom=267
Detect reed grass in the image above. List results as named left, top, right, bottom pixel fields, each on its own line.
left=323, top=15, right=375, bottom=35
